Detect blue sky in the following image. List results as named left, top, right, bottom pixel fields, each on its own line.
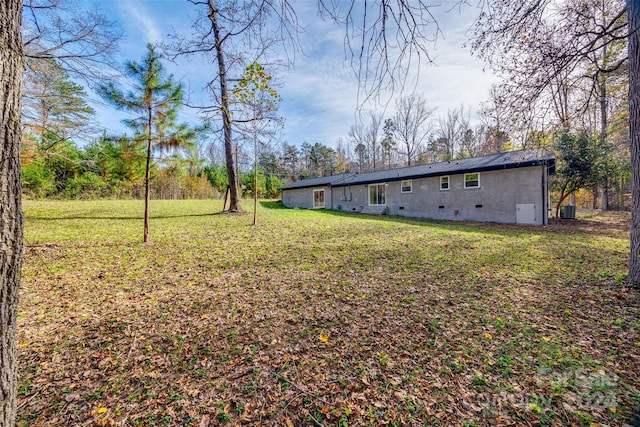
left=93, top=0, right=497, bottom=149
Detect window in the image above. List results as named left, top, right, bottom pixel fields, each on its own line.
left=369, top=184, right=386, bottom=205
left=401, top=180, right=412, bottom=193
left=313, top=189, right=325, bottom=208
left=464, top=173, right=480, bottom=188
left=440, top=176, right=450, bottom=191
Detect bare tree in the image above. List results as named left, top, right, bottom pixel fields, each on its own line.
left=0, top=2, right=24, bottom=425
left=472, top=0, right=626, bottom=133
left=318, top=0, right=441, bottom=102
left=381, top=118, right=396, bottom=169
left=479, top=84, right=509, bottom=153
left=364, top=112, right=383, bottom=171
left=167, top=0, right=301, bottom=213
left=471, top=0, right=640, bottom=284
left=393, top=94, right=434, bottom=166
left=348, top=121, right=370, bottom=172
left=22, top=0, right=122, bottom=82
left=629, top=0, right=640, bottom=284
left=348, top=113, right=382, bottom=171
left=19, top=0, right=121, bottom=152
left=166, top=0, right=456, bottom=208
left=433, top=106, right=466, bottom=160
left=584, top=1, right=629, bottom=210
left=335, top=137, right=351, bottom=173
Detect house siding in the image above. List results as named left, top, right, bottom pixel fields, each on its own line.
left=281, top=151, right=553, bottom=225
left=328, top=166, right=546, bottom=224
left=283, top=185, right=330, bottom=209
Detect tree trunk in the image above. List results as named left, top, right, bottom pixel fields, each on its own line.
left=208, top=0, right=242, bottom=212
left=629, top=0, right=640, bottom=285
left=143, top=105, right=153, bottom=243
left=253, top=125, right=258, bottom=226
left=599, top=54, right=608, bottom=212
left=555, top=181, right=570, bottom=218
left=600, top=183, right=608, bottom=210
left=555, top=192, right=568, bottom=218
left=0, top=1, right=24, bottom=425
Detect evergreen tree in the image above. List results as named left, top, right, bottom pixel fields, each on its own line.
left=98, top=44, right=190, bottom=243
left=553, top=131, right=600, bottom=217
left=22, top=58, right=95, bottom=145
left=84, top=135, right=147, bottom=195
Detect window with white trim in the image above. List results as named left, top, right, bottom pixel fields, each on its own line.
left=401, top=180, right=412, bottom=193
left=464, top=173, right=480, bottom=188
left=440, top=176, right=450, bottom=191
left=313, top=189, right=325, bottom=208
left=369, top=184, right=386, bottom=205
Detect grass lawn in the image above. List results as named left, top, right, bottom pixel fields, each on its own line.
left=17, top=199, right=640, bottom=426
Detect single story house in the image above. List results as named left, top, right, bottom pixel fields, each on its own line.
left=281, top=150, right=555, bottom=225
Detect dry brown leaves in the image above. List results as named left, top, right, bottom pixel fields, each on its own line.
left=16, top=203, right=640, bottom=426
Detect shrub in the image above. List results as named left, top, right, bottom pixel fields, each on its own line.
left=22, top=159, right=57, bottom=198
left=64, top=173, right=109, bottom=199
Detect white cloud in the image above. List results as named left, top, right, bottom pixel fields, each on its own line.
left=275, top=3, right=497, bottom=147
left=119, top=1, right=162, bottom=44
left=95, top=1, right=498, bottom=150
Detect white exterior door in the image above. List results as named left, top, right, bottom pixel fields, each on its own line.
left=516, top=203, right=536, bottom=224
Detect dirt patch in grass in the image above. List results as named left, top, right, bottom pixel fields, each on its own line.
left=549, top=210, right=631, bottom=238
left=17, top=200, right=640, bottom=426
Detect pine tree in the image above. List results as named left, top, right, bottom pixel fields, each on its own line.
left=98, top=44, right=190, bottom=243
left=22, top=59, right=94, bottom=145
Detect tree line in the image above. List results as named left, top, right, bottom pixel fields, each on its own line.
left=21, top=53, right=560, bottom=203
left=3, top=0, right=640, bottom=423
left=17, top=1, right=632, bottom=217
left=21, top=131, right=286, bottom=201
left=19, top=65, right=633, bottom=218
left=20, top=50, right=286, bottom=204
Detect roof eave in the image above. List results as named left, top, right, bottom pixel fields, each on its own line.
left=281, top=153, right=555, bottom=191
left=336, top=158, right=554, bottom=187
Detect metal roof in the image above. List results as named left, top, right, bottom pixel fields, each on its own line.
left=280, top=173, right=353, bottom=189
left=282, top=150, right=555, bottom=190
